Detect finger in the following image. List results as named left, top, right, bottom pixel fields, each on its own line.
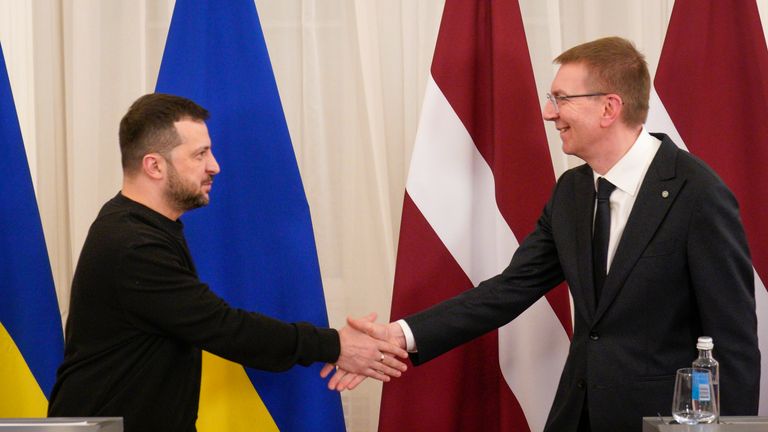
left=346, top=374, right=367, bottom=390
left=376, top=339, right=408, bottom=359
left=362, top=367, right=391, bottom=382
left=373, top=359, right=403, bottom=378
left=327, top=368, right=347, bottom=390
left=382, top=355, right=408, bottom=373
left=320, top=363, right=335, bottom=379
left=336, top=371, right=360, bottom=391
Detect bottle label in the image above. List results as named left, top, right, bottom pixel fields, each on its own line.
left=692, top=371, right=711, bottom=401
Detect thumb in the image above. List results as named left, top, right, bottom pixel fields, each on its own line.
left=346, top=315, right=375, bottom=333
left=361, top=312, right=378, bottom=322
left=347, top=311, right=377, bottom=327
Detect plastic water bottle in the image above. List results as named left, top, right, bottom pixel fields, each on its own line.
left=692, top=336, right=719, bottom=423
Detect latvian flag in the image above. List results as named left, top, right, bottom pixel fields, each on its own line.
left=379, top=1, right=572, bottom=430
left=647, top=0, right=768, bottom=414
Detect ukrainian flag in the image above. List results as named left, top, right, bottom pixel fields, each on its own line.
left=156, top=1, right=345, bottom=430
left=0, top=42, right=64, bottom=416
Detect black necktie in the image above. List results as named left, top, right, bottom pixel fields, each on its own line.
left=593, top=177, right=616, bottom=305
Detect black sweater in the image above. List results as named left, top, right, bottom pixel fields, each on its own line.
left=48, top=193, right=339, bottom=431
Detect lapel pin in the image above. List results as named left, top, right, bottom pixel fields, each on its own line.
left=661, top=190, right=669, bottom=198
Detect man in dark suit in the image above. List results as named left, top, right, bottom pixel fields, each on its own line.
left=334, top=37, right=760, bottom=431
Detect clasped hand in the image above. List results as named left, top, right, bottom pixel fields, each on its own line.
left=320, top=313, right=408, bottom=391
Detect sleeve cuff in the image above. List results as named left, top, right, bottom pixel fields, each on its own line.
left=396, top=319, right=417, bottom=352
left=315, top=326, right=341, bottom=363
left=295, top=323, right=340, bottom=366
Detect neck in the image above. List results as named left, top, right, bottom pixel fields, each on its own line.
left=122, top=177, right=183, bottom=221
left=587, top=125, right=643, bottom=175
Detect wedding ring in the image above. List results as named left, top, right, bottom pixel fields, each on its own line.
left=380, top=354, right=385, bottom=362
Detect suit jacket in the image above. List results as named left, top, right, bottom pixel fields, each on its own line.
left=405, top=134, right=760, bottom=432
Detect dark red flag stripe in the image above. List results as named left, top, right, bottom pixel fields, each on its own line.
left=381, top=194, right=527, bottom=432
left=654, top=0, right=768, bottom=285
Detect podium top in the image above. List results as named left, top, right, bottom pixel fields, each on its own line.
left=0, top=418, right=122, bottom=432
left=643, top=416, right=768, bottom=432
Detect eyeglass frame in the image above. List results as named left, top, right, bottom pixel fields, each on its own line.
left=545, top=92, right=608, bottom=114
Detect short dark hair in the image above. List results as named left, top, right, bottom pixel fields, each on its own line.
left=119, top=93, right=209, bottom=173
left=555, top=37, right=650, bottom=127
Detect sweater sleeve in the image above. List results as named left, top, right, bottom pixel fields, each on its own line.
left=116, top=239, right=340, bottom=371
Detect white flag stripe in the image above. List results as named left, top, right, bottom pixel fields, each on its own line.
left=649, top=89, right=768, bottom=414
left=407, top=77, right=518, bottom=282
left=499, top=302, right=570, bottom=432
left=409, top=75, right=569, bottom=430
left=646, top=88, right=688, bottom=151
left=753, top=271, right=768, bottom=414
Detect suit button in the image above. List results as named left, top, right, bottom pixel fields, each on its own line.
left=589, top=332, right=599, bottom=340
left=577, top=379, right=586, bottom=389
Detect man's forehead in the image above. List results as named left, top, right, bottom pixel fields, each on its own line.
left=174, top=119, right=211, bottom=149
left=551, top=63, right=590, bottom=92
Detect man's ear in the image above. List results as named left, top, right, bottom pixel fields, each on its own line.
left=600, top=94, right=623, bottom=127
left=142, top=153, right=165, bottom=180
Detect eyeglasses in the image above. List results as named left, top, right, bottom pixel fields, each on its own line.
left=546, top=92, right=607, bottom=114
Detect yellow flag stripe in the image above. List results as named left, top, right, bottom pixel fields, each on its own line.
left=0, top=322, right=48, bottom=417
left=196, top=351, right=279, bottom=431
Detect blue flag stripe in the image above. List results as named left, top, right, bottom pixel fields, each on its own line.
left=156, top=1, right=345, bottom=430
left=0, top=42, right=64, bottom=397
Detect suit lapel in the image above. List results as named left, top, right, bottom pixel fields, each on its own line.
left=594, top=136, right=685, bottom=322
left=573, top=165, right=598, bottom=319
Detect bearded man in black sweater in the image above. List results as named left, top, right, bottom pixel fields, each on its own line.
left=47, top=93, right=406, bottom=431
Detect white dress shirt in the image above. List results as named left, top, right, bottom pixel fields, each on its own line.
left=595, top=128, right=661, bottom=271
left=398, top=128, right=662, bottom=352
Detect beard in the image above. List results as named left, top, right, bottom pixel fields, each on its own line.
left=165, top=163, right=211, bottom=212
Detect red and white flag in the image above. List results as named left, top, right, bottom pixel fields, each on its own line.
left=648, top=0, right=768, bottom=413
left=379, top=1, right=572, bottom=430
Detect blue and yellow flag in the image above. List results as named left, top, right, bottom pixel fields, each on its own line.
left=156, top=1, right=345, bottom=431
left=0, top=42, right=64, bottom=416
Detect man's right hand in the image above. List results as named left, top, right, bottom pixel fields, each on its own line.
left=319, top=313, right=408, bottom=391
left=347, top=315, right=406, bottom=351
left=319, top=314, right=410, bottom=391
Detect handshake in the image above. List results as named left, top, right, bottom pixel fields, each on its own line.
left=320, top=313, right=408, bottom=391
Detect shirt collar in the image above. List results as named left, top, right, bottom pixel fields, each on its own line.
left=593, top=127, right=661, bottom=196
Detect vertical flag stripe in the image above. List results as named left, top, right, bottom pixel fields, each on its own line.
left=407, top=78, right=520, bottom=285
left=654, top=0, right=768, bottom=286
left=156, top=1, right=345, bottom=430
left=381, top=1, right=571, bottom=430
left=0, top=41, right=63, bottom=415
left=384, top=195, right=526, bottom=431
left=651, top=0, right=768, bottom=414
left=430, top=0, right=572, bottom=336
left=0, top=324, right=48, bottom=416
left=195, top=352, right=278, bottom=431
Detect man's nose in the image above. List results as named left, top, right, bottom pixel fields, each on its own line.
left=542, top=99, right=558, bottom=121
left=208, top=153, right=221, bottom=175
